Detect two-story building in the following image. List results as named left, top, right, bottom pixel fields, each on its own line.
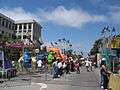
left=0, top=13, right=15, bottom=38
left=15, top=20, right=43, bottom=47
left=0, top=13, right=43, bottom=48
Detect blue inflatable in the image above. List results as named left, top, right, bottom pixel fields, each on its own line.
left=23, top=51, right=31, bottom=68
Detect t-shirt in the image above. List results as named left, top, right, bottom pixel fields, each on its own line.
left=52, top=61, right=58, bottom=68
left=37, top=60, right=42, bottom=67
left=85, top=61, right=89, bottom=66
left=58, top=62, right=62, bottom=69
left=63, top=62, right=66, bottom=68
left=89, top=61, right=92, bottom=66
left=75, top=63, right=80, bottom=68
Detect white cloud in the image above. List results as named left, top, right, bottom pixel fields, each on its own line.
left=72, top=43, right=81, bottom=48
left=108, top=6, right=120, bottom=23
left=1, top=6, right=120, bottom=28
left=0, top=7, right=41, bottom=21
left=0, top=6, right=106, bottom=28
left=110, top=11, right=120, bottom=23
left=41, top=6, right=106, bottom=28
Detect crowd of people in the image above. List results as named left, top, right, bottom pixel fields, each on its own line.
left=32, top=53, right=112, bottom=90
left=51, top=57, right=82, bottom=78
left=36, top=55, right=98, bottom=78
left=36, top=56, right=82, bottom=78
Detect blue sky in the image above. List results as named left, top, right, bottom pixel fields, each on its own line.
left=0, top=0, right=120, bottom=53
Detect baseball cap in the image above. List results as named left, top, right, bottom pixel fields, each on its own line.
left=102, top=58, right=106, bottom=61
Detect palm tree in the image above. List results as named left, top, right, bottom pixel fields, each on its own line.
left=111, top=35, right=120, bottom=48
left=90, top=38, right=103, bottom=55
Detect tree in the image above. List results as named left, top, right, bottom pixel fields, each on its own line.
left=90, top=38, right=103, bottom=55
left=0, top=33, right=21, bottom=61
left=0, top=33, right=11, bottom=42
left=111, top=34, right=120, bottom=48
left=90, top=33, right=120, bottom=55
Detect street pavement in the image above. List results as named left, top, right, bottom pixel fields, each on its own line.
left=0, top=67, right=102, bottom=90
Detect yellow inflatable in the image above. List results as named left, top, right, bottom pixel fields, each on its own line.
left=18, top=56, right=36, bottom=70
left=18, top=56, right=36, bottom=63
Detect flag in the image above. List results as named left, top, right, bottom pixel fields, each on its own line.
left=112, top=27, right=115, bottom=32
left=106, top=26, right=110, bottom=32
left=51, top=42, right=54, bottom=47
left=101, top=27, right=105, bottom=35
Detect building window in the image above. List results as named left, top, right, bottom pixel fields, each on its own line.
left=23, top=30, right=26, bottom=32
left=2, top=19, right=5, bottom=26
left=19, top=30, right=22, bottom=33
left=10, top=24, right=13, bottom=29
left=19, top=24, right=22, bottom=30
left=12, top=24, right=15, bottom=30
left=28, top=29, right=31, bottom=32
left=9, top=33, right=11, bottom=37
left=1, top=31, right=4, bottom=34
left=18, top=35, right=21, bottom=39
left=9, top=22, right=11, bottom=29
left=23, top=35, right=27, bottom=39
left=15, top=30, right=17, bottom=33
left=6, top=21, right=8, bottom=28
left=24, top=24, right=27, bottom=29
left=28, top=23, right=31, bottom=30
left=28, top=35, right=31, bottom=39
left=0, top=17, right=1, bottom=25
left=15, top=25, right=17, bottom=30
left=12, top=26, right=14, bottom=30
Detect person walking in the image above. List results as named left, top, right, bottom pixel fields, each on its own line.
left=75, top=60, right=80, bottom=74
left=70, top=57, right=75, bottom=72
left=85, top=59, right=90, bottom=72
left=52, top=60, right=58, bottom=78
left=57, top=58, right=63, bottom=77
left=65, top=58, right=70, bottom=74
left=37, top=60, right=43, bottom=73
left=89, top=60, right=93, bottom=71
left=62, top=61, right=67, bottom=75
left=99, top=57, right=104, bottom=88
left=100, top=58, right=111, bottom=90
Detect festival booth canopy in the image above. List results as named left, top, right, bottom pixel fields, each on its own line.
left=5, top=43, right=34, bottom=49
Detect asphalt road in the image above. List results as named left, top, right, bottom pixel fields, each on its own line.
left=43, top=67, right=102, bottom=90
left=0, top=67, right=102, bottom=90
